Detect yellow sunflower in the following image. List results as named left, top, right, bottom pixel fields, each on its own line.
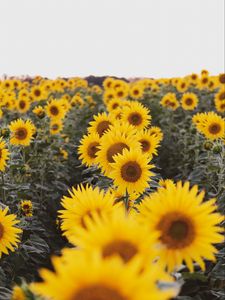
left=106, top=98, right=123, bottom=112
left=160, top=93, right=180, bottom=110
left=32, top=249, right=175, bottom=300
left=103, top=89, right=116, bottom=104
left=137, top=181, right=224, bottom=272
left=71, top=208, right=159, bottom=266
left=9, top=119, right=36, bottom=146
left=96, top=129, right=140, bottom=176
left=88, top=112, right=114, bottom=137
left=109, top=148, right=154, bottom=194
left=50, top=119, right=63, bottom=135
left=121, top=102, right=151, bottom=130
left=129, top=84, right=144, bottom=99
left=46, top=99, right=66, bottom=120
left=30, top=85, right=46, bottom=101
left=193, top=112, right=225, bottom=140
left=215, top=98, right=225, bottom=113
left=32, top=105, right=45, bottom=118
left=176, top=79, right=188, bottom=92
left=0, top=207, right=22, bottom=257
left=215, top=88, right=225, bottom=103
left=0, top=137, right=10, bottom=172
left=59, top=185, right=121, bottom=242
left=148, top=126, right=164, bottom=142
left=136, top=129, right=161, bottom=157
left=181, top=93, right=198, bottom=110
left=20, top=200, right=33, bottom=217
left=78, top=133, right=100, bottom=167
left=16, top=97, right=31, bottom=114
left=218, top=73, right=225, bottom=85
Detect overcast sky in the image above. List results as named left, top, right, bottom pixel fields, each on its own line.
left=0, top=0, right=224, bottom=78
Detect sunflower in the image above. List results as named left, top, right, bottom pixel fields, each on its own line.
left=32, top=105, right=45, bottom=118
left=218, top=73, right=225, bottom=84
left=137, top=181, right=224, bottom=272
left=115, top=87, right=128, bottom=99
left=103, top=89, right=116, bottom=104
left=148, top=126, right=164, bottom=142
left=16, top=97, right=31, bottom=113
left=88, top=112, right=114, bottom=137
left=59, top=185, right=121, bottom=242
left=11, top=286, right=26, bottom=300
left=193, top=112, right=225, bottom=140
left=9, top=119, right=36, bottom=146
left=0, top=137, right=10, bottom=172
left=176, top=79, right=188, bottom=92
left=103, top=77, right=114, bottom=89
left=71, top=208, right=159, bottom=266
left=30, top=85, right=46, bottom=101
left=129, top=84, right=144, bottom=99
left=136, top=129, right=161, bottom=157
left=20, top=200, right=33, bottom=217
left=215, top=98, right=225, bottom=113
left=78, top=133, right=100, bottom=167
left=50, top=119, right=63, bottom=135
left=96, top=129, right=140, bottom=176
left=106, top=99, right=123, bottom=112
left=121, top=102, right=151, bottom=130
left=109, top=148, right=154, bottom=195
left=46, top=99, right=66, bottom=120
left=181, top=93, right=199, bottom=110
left=32, top=249, right=175, bottom=300
left=215, top=88, right=225, bottom=103
left=160, top=93, right=180, bottom=110
left=189, top=73, right=199, bottom=85
left=0, top=207, right=22, bottom=257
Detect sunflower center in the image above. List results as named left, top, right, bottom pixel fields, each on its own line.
left=102, top=240, right=138, bottom=263
left=140, top=139, right=150, bottom=152
left=0, top=223, right=4, bottom=239
left=185, top=98, right=193, bottom=106
left=52, top=124, right=59, bottom=131
left=117, top=91, right=124, bottom=97
left=112, top=103, right=119, bottom=109
left=96, top=121, right=112, bottom=137
left=121, top=161, right=142, bottom=183
left=15, top=128, right=28, bottom=140
left=107, top=143, right=129, bottom=163
left=133, top=89, right=139, bottom=95
left=157, top=212, right=195, bottom=249
left=202, top=78, right=208, bottom=84
left=208, top=123, right=221, bottom=134
left=128, top=113, right=142, bottom=126
left=87, top=142, right=100, bottom=158
left=34, top=89, right=41, bottom=97
left=50, top=105, right=59, bottom=116
left=181, top=83, right=185, bottom=88
left=73, top=284, right=127, bottom=300
left=219, top=74, right=225, bottom=84
left=219, top=92, right=225, bottom=100
left=22, top=204, right=30, bottom=210
left=19, top=100, right=26, bottom=109
left=192, top=74, right=197, bottom=80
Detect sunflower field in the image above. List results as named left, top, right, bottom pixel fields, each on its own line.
left=0, top=71, right=224, bottom=300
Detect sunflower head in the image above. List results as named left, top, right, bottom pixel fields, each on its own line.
left=137, top=181, right=224, bottom=272
left=9, top=119, right=36, bottom=146
left=0, top=207, right=22, bottom=258
left=109, top=148, right=154, bottom=195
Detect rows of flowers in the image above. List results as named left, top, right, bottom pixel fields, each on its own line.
left=0, top=71, right=224, bottom=300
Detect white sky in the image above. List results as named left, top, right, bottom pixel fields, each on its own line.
left=0, top=0, right=224, bottom=78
